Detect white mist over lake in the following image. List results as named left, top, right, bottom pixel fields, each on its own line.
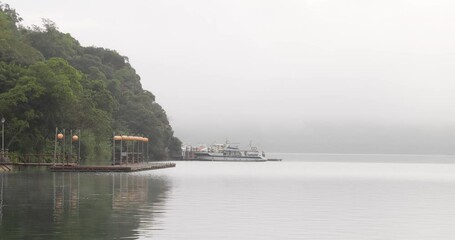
left=8, top=0, right=455, bottom=154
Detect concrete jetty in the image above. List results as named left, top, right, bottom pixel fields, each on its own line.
left=49, top=162, right=176, bottom=172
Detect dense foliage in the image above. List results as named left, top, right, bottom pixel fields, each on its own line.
left=0, top=3, right=181, bottom=163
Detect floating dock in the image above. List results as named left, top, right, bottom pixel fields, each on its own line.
left=15, top=162, right=77, bottom=166
left=179, top=158, right=282, bottom=162
left=1, top=162, right=76, bottom=171
left=49, top=162, right=176, bottom=172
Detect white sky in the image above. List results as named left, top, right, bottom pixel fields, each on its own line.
left=7, top=0, right=455, bottom=153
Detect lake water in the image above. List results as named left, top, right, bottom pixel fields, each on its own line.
left=1, top=153, right=455, bottom=239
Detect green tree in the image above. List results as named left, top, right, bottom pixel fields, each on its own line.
left=0, top=4, right=181, bottom=162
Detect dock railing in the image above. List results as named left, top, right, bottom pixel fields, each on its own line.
left=22, top=154, right=77, bottom=165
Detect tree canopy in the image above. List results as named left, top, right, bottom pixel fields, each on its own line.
left=0, top=3, right=181, bottom=162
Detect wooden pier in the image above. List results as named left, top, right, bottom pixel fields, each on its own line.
left=15, top=162, right=77, bottom=166
left=49, top=162, right=176, bottom=172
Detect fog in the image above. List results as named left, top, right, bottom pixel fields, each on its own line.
left=9, top=0, right=455, bottom=154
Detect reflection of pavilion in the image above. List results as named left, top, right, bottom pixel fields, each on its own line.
left=53, top=173, right=80, bottom=221
left=112, top=174, right=148, bottom=209
left=0, top=172, right=170, bottom=239
left=0, top=174, right=5, bottom=223
left=52, top=173, right=163, bottom=217
left=51, top=172, right=171, bottom=238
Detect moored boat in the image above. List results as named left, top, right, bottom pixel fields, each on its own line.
left=192, top=143, right=268, bottom=162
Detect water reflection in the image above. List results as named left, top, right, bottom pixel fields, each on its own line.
left=0, top=174, right=4, bottom=223
left=0, top=170, right=171, bottom=239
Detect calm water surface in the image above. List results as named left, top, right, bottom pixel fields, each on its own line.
left=1, top=154, right=455, bottom=239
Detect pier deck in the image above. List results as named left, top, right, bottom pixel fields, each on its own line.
left=15, top=162, right=77, bottom=166
left=49, top=162, right=176, bottom=172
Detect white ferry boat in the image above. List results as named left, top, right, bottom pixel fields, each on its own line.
left=193, top=143, right=267, bottom=162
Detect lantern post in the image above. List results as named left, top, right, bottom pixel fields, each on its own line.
left=69, top=129, right=73, bottom=164
left=125, top=136, right=129, bottom=165
left=112, top=134, right=122, bottom=165
left=70, top=130, right=79, bottom=164
left=133, top=137, right=137, bottom=163
left=77, top=130, right=81, bottom=164
left=120, top=136, right=123, bottom=165
left=62, top=129, right=66, bottom=164
left=55, top=129, right=64, bottom=165
left=131, top=137, right=134, bottom=163
left=53, top=127, right=58, bottom=166
left=112, top=132, right=115, bottom=165
left=1, top=117, right=4, bottom=162
left=141, top=138, right=144, bottom=162
left=146, top=138, right=149, bottom=162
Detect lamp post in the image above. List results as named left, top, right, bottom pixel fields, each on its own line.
left=1, top=117, right=4, bottom=161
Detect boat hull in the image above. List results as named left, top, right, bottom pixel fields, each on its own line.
left=194, top=152, right=267, bottom=162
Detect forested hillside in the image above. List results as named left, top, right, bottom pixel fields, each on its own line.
left=0, top=3, right=181, bottom=163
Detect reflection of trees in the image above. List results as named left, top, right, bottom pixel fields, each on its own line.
left=0, top=174, right=4, bottom=224
left=0, top=171, right=170, bottom=239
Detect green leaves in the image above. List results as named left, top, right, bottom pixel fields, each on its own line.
left=0, top=4, right=182, bottom=161
left=0, top=10, right=43, bottom=65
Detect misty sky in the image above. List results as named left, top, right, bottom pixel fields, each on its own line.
left=7, top=0, right=455, bottom=154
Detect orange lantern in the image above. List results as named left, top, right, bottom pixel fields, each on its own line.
left=113, top=136, right=122, bottom=141
left=57, top=133, right=64, bottom=140
left=144, top=138, right=149, bottom=142
left=72, top=135, right=79, bottom=142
